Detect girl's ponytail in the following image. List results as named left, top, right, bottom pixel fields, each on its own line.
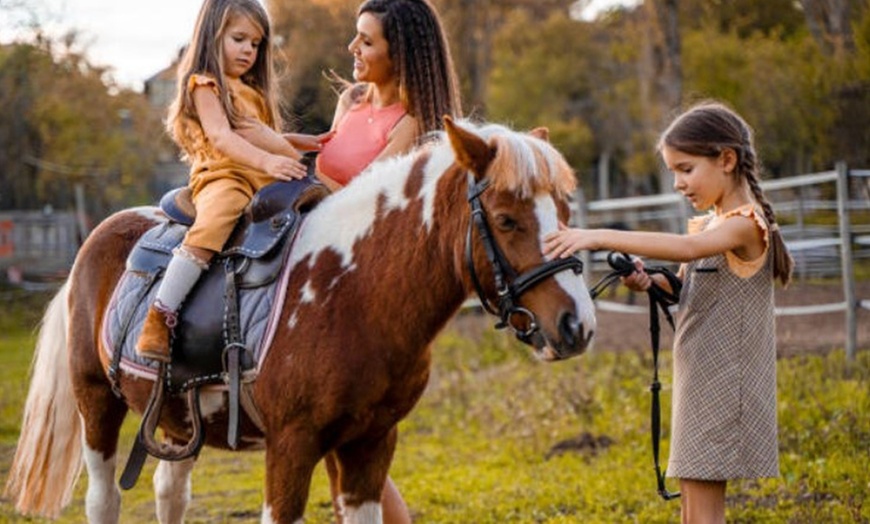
left=744, top=166, right=793, bottom=287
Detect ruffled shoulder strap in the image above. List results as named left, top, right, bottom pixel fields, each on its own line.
left=187, top=73, right=220, bottom=96
left=722, top=203, right=770, bottom=278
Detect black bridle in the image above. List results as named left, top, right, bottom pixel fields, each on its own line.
left=465, top=173, right=584, bottom=347
left=590, top=251, right=682, bottom=501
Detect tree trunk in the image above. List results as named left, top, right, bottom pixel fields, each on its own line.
left=799, top=0, right=855, bottom=56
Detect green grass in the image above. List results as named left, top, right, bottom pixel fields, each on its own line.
left=0, top=296, right=868, bottom=523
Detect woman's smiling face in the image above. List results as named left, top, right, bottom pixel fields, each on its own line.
left=347, top=12, right=394, bottom=85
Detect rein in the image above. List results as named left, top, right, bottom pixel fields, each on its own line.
left=465, top=174, right=584, bottom=347
left=590, top=251, right=682, bottom=501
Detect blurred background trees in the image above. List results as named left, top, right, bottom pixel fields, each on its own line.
left=272, top=0, right=870, bottom=200
left=0, top=30, right=163, bottom=217
left=1, top=0, right=868, bottom=217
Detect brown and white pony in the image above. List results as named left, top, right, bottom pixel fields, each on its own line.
left=4, top=118, right=596, bottom=523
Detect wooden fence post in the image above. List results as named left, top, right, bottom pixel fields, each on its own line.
left=574, top=188, right=591, bottom=285
left=836, top=161, right=856, bottom=360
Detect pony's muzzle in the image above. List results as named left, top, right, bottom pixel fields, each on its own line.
left=555, top=310, right=593, bottom=358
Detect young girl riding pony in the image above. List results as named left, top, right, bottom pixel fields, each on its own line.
left=136, top=0, right=326, bottom=361
left=545, top=101, right=793, bottom=524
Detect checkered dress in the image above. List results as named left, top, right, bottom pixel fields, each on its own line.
left=667, top=213, right=779, bottom=480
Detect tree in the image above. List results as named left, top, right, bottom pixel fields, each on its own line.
left=268, top=0, right=359, bottom=132
left=0, top=35, right=162, bottom=215
left=487, top=11, right=596, bottom=173
left=800, top=0, right=858, bottom=56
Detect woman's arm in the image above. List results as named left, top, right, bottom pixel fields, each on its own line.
left=370, top=115, right=419, bottom=162
left=193, top=86, right=305, bottom=180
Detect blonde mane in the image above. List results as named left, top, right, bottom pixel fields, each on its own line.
left=438, top=121, right=577, bottom=199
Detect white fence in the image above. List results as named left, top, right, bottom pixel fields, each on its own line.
left=573, top=162, right=869, bottom=360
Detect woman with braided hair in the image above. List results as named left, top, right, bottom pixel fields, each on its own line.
left=316, top=0, right=461, bottom=190
left=545, top=101, right=793, bottom=524
left=316, top=1, right=460, bottom=522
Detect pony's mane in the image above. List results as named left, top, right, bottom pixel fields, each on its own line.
left=429, top=120, right=577, bottom=199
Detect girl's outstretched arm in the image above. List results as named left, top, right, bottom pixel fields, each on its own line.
left=193, top=86, right=306, bottom=180
left=543, top=216, right=761, bottom=264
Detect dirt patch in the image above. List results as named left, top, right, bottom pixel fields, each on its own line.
left=447, top=281, right=870, bottom=357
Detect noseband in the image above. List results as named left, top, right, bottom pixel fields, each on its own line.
left=465, top=173, right=584, bottom=346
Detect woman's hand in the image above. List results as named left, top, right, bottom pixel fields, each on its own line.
left=262, top=154, right=307, bottom=181
left=543, top=223, right=598, bottom=259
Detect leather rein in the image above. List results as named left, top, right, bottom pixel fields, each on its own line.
left=465, top=173, right=584, bottom=347
left=590, top=251, right=682, bottom=501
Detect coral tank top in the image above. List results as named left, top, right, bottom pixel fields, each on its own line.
left=317, top=101, right=406, bottom=187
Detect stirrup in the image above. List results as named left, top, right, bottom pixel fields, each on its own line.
left=138, top=363, right=205, bottom=461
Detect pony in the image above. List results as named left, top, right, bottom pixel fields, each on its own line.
left=4, top=117, right=596, bottom=523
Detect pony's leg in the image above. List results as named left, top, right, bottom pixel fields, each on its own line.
left=82, top=444, right=121, bottom=524
left=261, top=430, right=320, bottom=524
left=326, top=454, right=410, bottom=524
left=332, top=430, right=397, bottom=524
left=153, top=457, right=195, bottom=524
left=70, top=320, right=128, bottom=523
left=76, top=380, right=129, bottom=524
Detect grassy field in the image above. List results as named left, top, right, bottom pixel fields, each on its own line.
left=0, top=289, right=868, bottom=523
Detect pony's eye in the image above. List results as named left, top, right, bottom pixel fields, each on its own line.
left=494, top=214, right=517, bottom=231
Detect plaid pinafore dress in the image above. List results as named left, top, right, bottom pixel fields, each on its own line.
left=667, top=205, right=779, bottom=480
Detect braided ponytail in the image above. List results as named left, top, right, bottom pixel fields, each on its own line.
left=659, top=101, right=794, bottom=287
left=743, top=155, right=794, bottom=287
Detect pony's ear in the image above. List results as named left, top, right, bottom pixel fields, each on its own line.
left=529, top=127, right=550, bottom=141
left=444, top=116, right=494, bottom=179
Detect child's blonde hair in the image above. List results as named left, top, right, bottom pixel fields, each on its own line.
left=658, top=101, right=794, bottom=287
left=167, top=0, right=281, bottom=157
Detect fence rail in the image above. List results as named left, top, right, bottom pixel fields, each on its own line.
left=0, top=211, right=79, bottom=280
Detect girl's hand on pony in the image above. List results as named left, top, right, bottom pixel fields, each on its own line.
left=621, top=258, right=652, bottom=292
left=263, top=154, right=307, bottom=181
left=543, top=223, right=599, bottom=259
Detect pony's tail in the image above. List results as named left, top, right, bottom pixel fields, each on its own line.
left=4, top=281, right=83, bottom=518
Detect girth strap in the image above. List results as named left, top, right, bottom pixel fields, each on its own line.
left=223, top=258, right=246, bottom=449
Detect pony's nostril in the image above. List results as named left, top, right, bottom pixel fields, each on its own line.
left=559, top=312, right=579, bottom=347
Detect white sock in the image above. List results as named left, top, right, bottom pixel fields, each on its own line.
left=154, top=248, right=207, bottom=312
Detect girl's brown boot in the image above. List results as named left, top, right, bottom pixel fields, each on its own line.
left=135, top=303, right=177, bottom=362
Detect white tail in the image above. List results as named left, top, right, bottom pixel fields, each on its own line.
left=4, top=282, right=83, bottom=518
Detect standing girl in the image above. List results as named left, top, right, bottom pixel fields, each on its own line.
left=136, top=0, right=312, bottom=361
left=315, top=0, right=461, bottom=191
left=544, top=101, right=793, bottom=524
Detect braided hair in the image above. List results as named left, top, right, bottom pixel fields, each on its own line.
left=358, top=0, right=462, bottom=136
left=658, top=101, right=794, bottom=286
